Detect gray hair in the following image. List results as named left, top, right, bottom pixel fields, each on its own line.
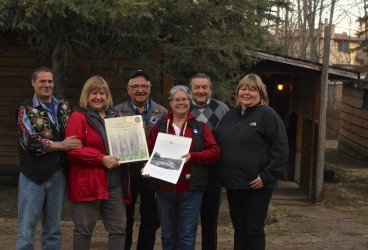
left=189, top=73, right=213, bottom=89
left=167, top=85, right=192, bottom=101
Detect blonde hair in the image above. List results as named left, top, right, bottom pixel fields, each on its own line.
left=235, top=74, right=269, bottom=107
left=79, top=76, right=113, bottom=110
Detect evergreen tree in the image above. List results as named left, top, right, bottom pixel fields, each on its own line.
left=0, top=0, right=286, bottom=103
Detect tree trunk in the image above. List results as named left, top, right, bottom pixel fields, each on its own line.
left=308, top=0, right=319, bottom=62
left=51, top=44, right=65, bottom=99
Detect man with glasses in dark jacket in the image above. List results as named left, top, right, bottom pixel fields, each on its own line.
left=114, top=69, right=167, bottom=250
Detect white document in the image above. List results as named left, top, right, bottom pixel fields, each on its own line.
left=142, top=132, right=192, bottom=184
left=105, top=115, right=149, bottom=164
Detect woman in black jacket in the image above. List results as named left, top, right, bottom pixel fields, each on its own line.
left=216, top=74, right=289, bottom=250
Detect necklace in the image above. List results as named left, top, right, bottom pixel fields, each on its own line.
left=166, top=119, right=188, bottom=137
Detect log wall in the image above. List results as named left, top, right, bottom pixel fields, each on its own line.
left=338, top=84, right=368, bottom=162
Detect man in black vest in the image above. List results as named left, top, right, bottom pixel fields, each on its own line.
left=114, top=69, right=167, bottom=250
left=16, top=67, right=82, bottom=250
left=189, top=73, right=229, bottom=250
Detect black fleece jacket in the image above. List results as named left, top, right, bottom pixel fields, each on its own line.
left=216, top=105, right=289, bottom=190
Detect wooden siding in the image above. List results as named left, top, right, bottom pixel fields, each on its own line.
left=0, top=44, right=45, bottom=184
left=298, top=75, right=320, bottom=197
left=326, top=84, right=342, bottom=139
left=0, top=42, right=139, bottom=184
left=0, top=35, right=174, bottom=185
left=338, top=85, right=368, bottom=161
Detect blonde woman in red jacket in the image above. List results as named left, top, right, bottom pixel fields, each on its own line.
left=65, top=76, right=126, bottom=250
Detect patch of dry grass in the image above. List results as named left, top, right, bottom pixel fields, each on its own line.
left=218, top=192, right=293, bottom=227
left=265, top=204, right=318, bottom=237
left=323, top=148, right=368, bottom=222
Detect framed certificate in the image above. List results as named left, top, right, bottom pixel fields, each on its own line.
left=105, top=115, right=149, bottom=164
left=142, top=132, right=192, bottom=184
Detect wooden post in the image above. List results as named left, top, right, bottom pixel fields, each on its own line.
left=314, top=0, right=335, bottom=203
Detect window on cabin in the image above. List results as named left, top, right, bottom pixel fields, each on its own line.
left=338, top=41, right=349, bottom=52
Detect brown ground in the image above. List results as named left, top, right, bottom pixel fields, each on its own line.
left=1, top=142, right=368, bottom=249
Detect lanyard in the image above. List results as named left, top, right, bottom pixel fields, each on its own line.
left=166, top=119, right=188, bottom=137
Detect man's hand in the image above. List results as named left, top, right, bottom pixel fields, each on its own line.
left=102, top=155, right=120, bottom=169
left=47, top=135, right=82, bottom=152
left=61, top=136, right=82, bottom=150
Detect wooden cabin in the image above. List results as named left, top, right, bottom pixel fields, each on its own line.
left=246, top=52, right=361, bottom=201
left=0, top=41, right=364, bottom=202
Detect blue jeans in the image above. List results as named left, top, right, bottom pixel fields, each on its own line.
left=16, top=171, right=66, bottom=250
left=156, top=191, right=203, bottom=250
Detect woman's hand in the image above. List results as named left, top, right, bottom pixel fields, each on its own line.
left=141, top=163, right=151, bottom=178
left=102, top=155, right=120, bottom=169
left=142, top=173, right=151, bottom=178
left=141, top=163, right=150, bottom=178
left=250, top=175, right=264, bottom=189
left=182, top=153, right=191, bottom=163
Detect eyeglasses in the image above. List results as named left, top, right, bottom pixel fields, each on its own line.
left=127, top=84, right=150, bottom=91
left=172, top=98, right=189, bottom=103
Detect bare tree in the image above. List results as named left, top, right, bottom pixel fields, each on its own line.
left=270, top=0, right=366, bottom=63
left=272, top=0, right=326, bottom=61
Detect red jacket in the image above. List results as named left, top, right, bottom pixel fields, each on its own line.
left=65, top=111, right=109, bottom=202
left=147, top=112, right=220, bottom=192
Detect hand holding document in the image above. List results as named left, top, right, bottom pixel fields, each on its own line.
left=105, top=115, right=149, bottom=164
left=142, top=132, right=192, bottom=184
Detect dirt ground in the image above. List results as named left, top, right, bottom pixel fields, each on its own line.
left=1, top=143, right=368, bottom=249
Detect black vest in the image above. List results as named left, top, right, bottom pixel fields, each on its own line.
left=17, top=98, right=71, bottom=184
left=157, top=119, right=210, bottom=191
